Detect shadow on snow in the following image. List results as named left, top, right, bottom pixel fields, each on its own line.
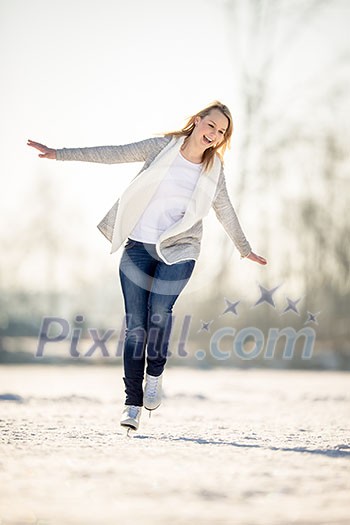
left=132, top=434, right=350, bottom=458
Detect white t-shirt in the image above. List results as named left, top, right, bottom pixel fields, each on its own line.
left=129, top=152, right=202, bottom=244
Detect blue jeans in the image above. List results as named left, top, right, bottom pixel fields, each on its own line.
left=119, top=239, right=195, bottom=406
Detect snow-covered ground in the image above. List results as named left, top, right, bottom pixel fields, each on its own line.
left=0, top=365, right=349, bottom=525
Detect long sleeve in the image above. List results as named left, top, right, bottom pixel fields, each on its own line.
left=212, top=168, right=252, bottom=258
left=56, top=136, right=170, bottom=164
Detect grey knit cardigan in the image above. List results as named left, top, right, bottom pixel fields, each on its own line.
left=56, top=135, right=252, bottom=264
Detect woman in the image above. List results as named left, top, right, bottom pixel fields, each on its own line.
left=27, top=101, right=267, bottom=432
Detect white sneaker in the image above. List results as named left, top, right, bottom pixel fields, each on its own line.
left=143, top=373, right=163, bottom=410
left=120, top=405, right=142, bottom=430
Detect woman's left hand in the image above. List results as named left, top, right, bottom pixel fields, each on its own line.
left=246, top=251, right=268, bottom=265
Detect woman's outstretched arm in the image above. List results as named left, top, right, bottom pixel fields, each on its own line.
left=213, top=168, right=267, bottom=266
left=27, top=137, right=170, bottom=164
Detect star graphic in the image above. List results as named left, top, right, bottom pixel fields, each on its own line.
left=221, top=298, right=240, bottom=316
left=281, top=296, right=302, bottom=316
left=252, top=284, right=281, bottom=308
left=304, top=311, right=321, bottom=325
left=198, top=320, right=213, bottom=333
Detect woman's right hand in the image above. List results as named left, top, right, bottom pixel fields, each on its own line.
left=27, top=139, right=57, bottom=159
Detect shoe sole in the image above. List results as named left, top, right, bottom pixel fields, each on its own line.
left=120, top=422, right=138, bottom=430
left=120, top=419, right=139, bottom=430
left=144, top=403, right=161, bottom=411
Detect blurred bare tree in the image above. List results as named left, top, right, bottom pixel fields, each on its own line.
left=1, top=170, right=88, bottom=318
left=209, top=0, right=350, bottom=306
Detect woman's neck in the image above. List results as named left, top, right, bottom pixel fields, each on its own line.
left=180, top=136, right=204, bottom=164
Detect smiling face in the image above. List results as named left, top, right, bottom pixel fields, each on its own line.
left=193, top=109, right=229, bottom=151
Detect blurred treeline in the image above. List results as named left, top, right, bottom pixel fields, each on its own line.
left=1, top=0, right=349, bottom=369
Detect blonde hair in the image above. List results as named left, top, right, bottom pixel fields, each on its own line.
left=164, top=101, right=233, bottom=171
